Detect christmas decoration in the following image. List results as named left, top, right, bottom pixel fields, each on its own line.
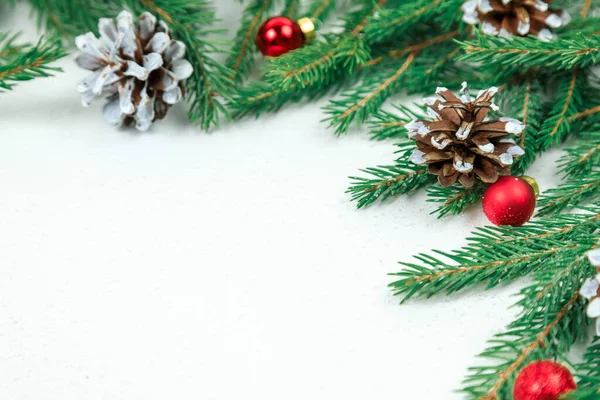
left=513, top=361, right=577, bottom=400
left=481, top=176, right=537, bottom=226
left=461, top=0, right=571, bottom=40
left=407, top=82, right=525, bottom=187
left=581, top=249, right=600, bottom=337
left=75, top=10, right=194, bottom=131
left=255, top=16, right=315, bottom=57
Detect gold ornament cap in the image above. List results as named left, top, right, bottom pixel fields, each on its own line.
left=297, top=17, right=316, bottom=43
left=521, top=176, right=539, bottom=198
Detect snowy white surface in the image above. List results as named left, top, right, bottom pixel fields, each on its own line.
left=0, top=2, right=564, bottom=399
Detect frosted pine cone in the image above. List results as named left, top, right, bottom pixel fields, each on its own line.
left=462, top=0, right=571, bottom=41
left=408, top=82, right=525, bottom=187
left=75, top=10, right=193, bottom=131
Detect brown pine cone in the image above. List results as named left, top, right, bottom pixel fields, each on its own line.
left=462, top=0, right=571, bottom=41
left=408, top=83, right=525, bottom=188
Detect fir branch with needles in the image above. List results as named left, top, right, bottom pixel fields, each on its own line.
left=226, top=0, right=273, bottom=84
left=0, top=32, right=29, bottom=62
left=390, top=209, right=600, bottom=299
left=496, top=79, right=545, bottom=175
left=537, top=170, right=600, bottom=216
left=304, top=0, right=336, bottom=22
left=346, top=141, right=434, bottom=208
left=576, top=339, right=600, bottom=391
left=368, top=106, right=425, bottom=141
left=458, top=26, right=600, bottom=73
left=28, top=0, right=120, bottom=37
left=559, top=130, right=600, bottom=178
left=426, top=184, right=485, bottom=218
left=0, top=35, right=67, bottom=92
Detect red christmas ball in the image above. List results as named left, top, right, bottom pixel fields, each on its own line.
left=255, top=16, right=305, bottom=57
left=482, top=176, right=536, bottom=226
left=513, top=361, right=576, bottom=400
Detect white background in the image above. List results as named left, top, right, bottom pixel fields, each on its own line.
left=0, top=2, right=565, bottom=399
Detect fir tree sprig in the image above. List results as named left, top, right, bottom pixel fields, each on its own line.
left=389, top=210, right=600, bottom=301
left=226, top=0, right=274, bottom=84
left=559, top=131, right=600, bottom=178
left=323, top=52, right=417, bottom=134
left=0, top=35, right=67, bottom=92
left=367, top=106, right=424, bottom=141
left=426, top=185, right=485, bottom=218
left=28, top=0, right=119, bottom=37
left=363, top=0, right=463, bottom=43
left=458, top=27, right=600, bottom=72
left=346, top=141, right=434, bottom=208
left=323, top=30, right=465, bottom=134
left=537, top=70, right=585, bottom=150
left=304, top=0, right=336, bottom=22
left=0, top=32, right=29, bottom=62
left=497, top=79, right=545, bottom=175
left=537, top=170, right=600, bottom=216
left=576, top=339, right=600, bottom=391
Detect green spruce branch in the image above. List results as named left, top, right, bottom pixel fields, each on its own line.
left=497, top=79, right=545, bottom=175
left=367, top=106, right=424, bottom=141
left=304, top=0, right=336, bottom=22
left=577, top=339, right=600, bottom=391
left=426, top=184, right=485, bottom=218
left=28, top=0, right=119, bottom=37
left=0, top=32, right=29, bottom=62
left=346, top=142, right=434, bottom=208
left=226, top=0, right=273, bottom=84
left=323, top=30, right=464, bottom=134
left=0, top=35, right=67, bottom=91
left=559, top=130, right=600, bottom=178
left=363, top=0, right=462, bottom=43
left=389, top=210, right=600, bottom=301
left=459, top=25, right=600, bottom=72
left=537, top=70, right=585, bottom=150
left=538, top=170, right=600, bottom=216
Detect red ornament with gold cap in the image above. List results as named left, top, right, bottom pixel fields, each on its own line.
left=255, top=16, right=316, bottom=57
left=482, top=175, right=538, bottom=227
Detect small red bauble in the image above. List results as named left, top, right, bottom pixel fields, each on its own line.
left=255, top=16, right=305, bottom=57
left=482, top=176, right=536, bottom=226
left=513, top=361, right=576, bottom=400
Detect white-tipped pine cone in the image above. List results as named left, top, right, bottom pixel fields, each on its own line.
left=408, top=82, right=525, bottom=187
left=75, top=10, right=193, bottom=131
left=462, top=0, right=571, bottom=41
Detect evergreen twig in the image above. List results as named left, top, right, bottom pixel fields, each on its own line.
left=0, top=35, right=67, bottom=91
